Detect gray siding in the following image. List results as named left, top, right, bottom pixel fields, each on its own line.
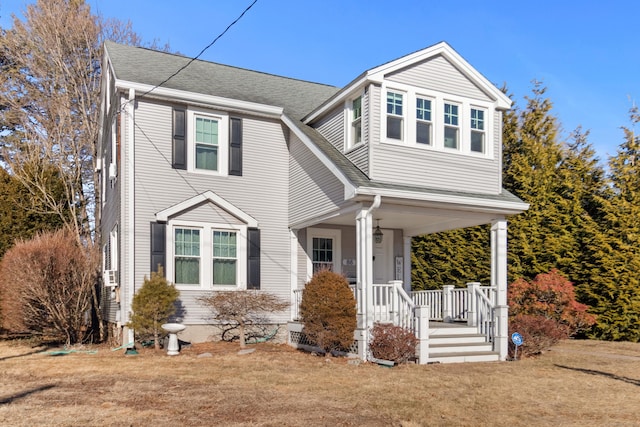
left=371, top=143, right=500, bottom=193
left=174, top=202, right=245, bottom=225
left=100, top=96, right=123, bottom=323
left=387, top=55, right=492, bottom=102
left=127, top=100, right=293, bottom=325
left=346, top=143, right=369, bottom=176
left=314, top=105, right=345, bottom=151
left=289, top=134, right=346, bottom=226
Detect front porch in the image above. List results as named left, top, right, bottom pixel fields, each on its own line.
left=289, top=280, right=507, bottom=364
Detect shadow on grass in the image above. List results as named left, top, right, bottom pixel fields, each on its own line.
left=0, top=348, right=48, bottom=361
left=0, top=384, right=56, bottom=405
left=555, top=364, right=640, bottom=387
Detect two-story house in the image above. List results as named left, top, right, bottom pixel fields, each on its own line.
left=97, top=41, right=528, bottom=363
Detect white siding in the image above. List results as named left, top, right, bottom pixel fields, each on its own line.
left=127, top=100, right=293, bottom=325
left=387, top=55, right=492, bottom=102
left=289, top=134, right=346, bottom=226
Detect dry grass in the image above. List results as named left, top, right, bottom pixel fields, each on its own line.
left=0, top=339, right=639, bottom=426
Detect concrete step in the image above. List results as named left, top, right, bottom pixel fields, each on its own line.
left=428, top=351, right=500, bottom=364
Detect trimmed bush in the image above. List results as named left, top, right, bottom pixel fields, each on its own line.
left=198, top=290, right=288, bottom=349
left=128, top=269, right=179, bottom=350
left=299, top=270, right=356, bottom=354
left=369, top=323, right=417, bottom=364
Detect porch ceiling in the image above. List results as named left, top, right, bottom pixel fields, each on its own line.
left=319, top=201, right=503, bottom=236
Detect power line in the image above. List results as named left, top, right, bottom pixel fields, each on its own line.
left=134, top=0, right=258, bottom=101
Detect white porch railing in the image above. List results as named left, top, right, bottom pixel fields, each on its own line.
left=371, top=281, right=415, bottom=331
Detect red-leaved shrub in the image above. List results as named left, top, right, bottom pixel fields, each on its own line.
left=369, top=323, right=417, bottom=364
left=508, top=269, right=596, bottom=357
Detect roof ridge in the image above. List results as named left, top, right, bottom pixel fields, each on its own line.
left=104, top=41, right=338, bottom=90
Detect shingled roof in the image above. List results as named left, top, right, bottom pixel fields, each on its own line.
left=104, top=41, right=525, bottom=209
left=104, top=41, right=339, bottom=121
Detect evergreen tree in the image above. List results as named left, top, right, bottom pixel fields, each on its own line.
left=128, top=269, right=180, bottom=350
left=580, top=108, right=640, bottom=341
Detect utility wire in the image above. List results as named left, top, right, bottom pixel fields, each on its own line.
left=134, top=0, right=258, bottom=101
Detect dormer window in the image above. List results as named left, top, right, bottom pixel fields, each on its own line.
left=386, top=91, right=404, bottom=140
left=416, top=97, right=432, bottom=145
left=352, top=96, right=362, bottom=145
left=444, top=102, right=459, bottom=149
left=470, top=108, right=485, bottom=153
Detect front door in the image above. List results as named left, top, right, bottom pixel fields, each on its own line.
left=373, top=229, right=393, bottom=284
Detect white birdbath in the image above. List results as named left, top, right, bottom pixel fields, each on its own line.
left=161, top=323, right=186, bottom=356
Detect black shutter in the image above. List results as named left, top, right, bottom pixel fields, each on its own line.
left=229, top=117, right=242, bottom=176
left=150, top=222, right=166, bottom=275
left=172, top=108, right=186, bottom=170
left=247, top=228, right=260, bottom=289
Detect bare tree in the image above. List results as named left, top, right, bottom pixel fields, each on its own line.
left=0, top=0, right=147, bottom=243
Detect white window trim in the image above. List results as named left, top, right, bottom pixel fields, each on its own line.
left=379, top=82, right=494, bottom=158
left=384, top=89, right=406, bottom=142
left=167, top=219, right=247, bottom=291
left=443, top=100, right=461, bottom=151
left=344, top=94, right=364, bottom=151
left=306, top=228, right=342, bottom=281
left=186, top=107, right=229, bottom=176
left=470, top=106, right=487, bottom=154
left=415, top=95, right=434, bottom=146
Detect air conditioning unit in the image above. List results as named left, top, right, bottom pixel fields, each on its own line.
left=108, top=163, right=117, bottom=180
left=104, top=269, right=118, bottom=287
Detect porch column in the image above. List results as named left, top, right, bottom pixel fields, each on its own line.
left=403, top=236, right=412, bottom=294
left=491, top=219, right=508, bottom=360
left=355, top=196, right=380, bottom=360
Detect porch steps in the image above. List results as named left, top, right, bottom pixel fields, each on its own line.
left=425, top=323, right=499, bottom=364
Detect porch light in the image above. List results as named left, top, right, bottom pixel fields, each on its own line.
left=373, top=219, right=384, bottom=244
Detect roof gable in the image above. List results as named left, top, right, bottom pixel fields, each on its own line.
left=155, top=191, right=258, bottom=226
left=304, top=41, right=511, bottom=123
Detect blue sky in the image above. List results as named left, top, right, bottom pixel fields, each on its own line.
left=1, top=0, right=638, bottom=162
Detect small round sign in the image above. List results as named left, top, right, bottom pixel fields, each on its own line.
left=511, top=332, right=523, bottom=346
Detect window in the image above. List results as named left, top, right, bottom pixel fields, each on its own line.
left=351, top=96, right=362, bottom=147
left=173, top=108, right=233, bottom=175
left=444, top=103, right=459, bottom=149
left=169, top=222, right=248, bottom=289
left=212, top=230, right=237, bottom=286
left=386, top=91, right=404, bottom=140
left=195, top=116, right=219, bottom=171
left=312, top=237, right=334, bottom=274
left=174, top=228, right=200, bottom=285
left=416, top=97, right=432, bottom=145
left=470, top=108, right=485, bottom=153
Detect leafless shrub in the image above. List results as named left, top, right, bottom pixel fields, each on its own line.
left=199, top=290, right=288, bottom=349
left=369, top=323, right=417, bottom=364
left=0, top=228, right=98, bottom=345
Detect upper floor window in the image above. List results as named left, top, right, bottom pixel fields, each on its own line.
left=386, top=91, right=404, bottom=140
left=444, top=102, right=459, bottom=149
left=195, top=116, right=220, bottom=171
left=416, top=97, right=432, bottom=145
left=351, top=96, right=362, bottom=146
left=470, top=108, right=485, bottom=153
left=172, top=107, right=243, bottom=176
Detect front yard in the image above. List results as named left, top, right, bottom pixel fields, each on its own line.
left=0, top=339, right=639, bottom=426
